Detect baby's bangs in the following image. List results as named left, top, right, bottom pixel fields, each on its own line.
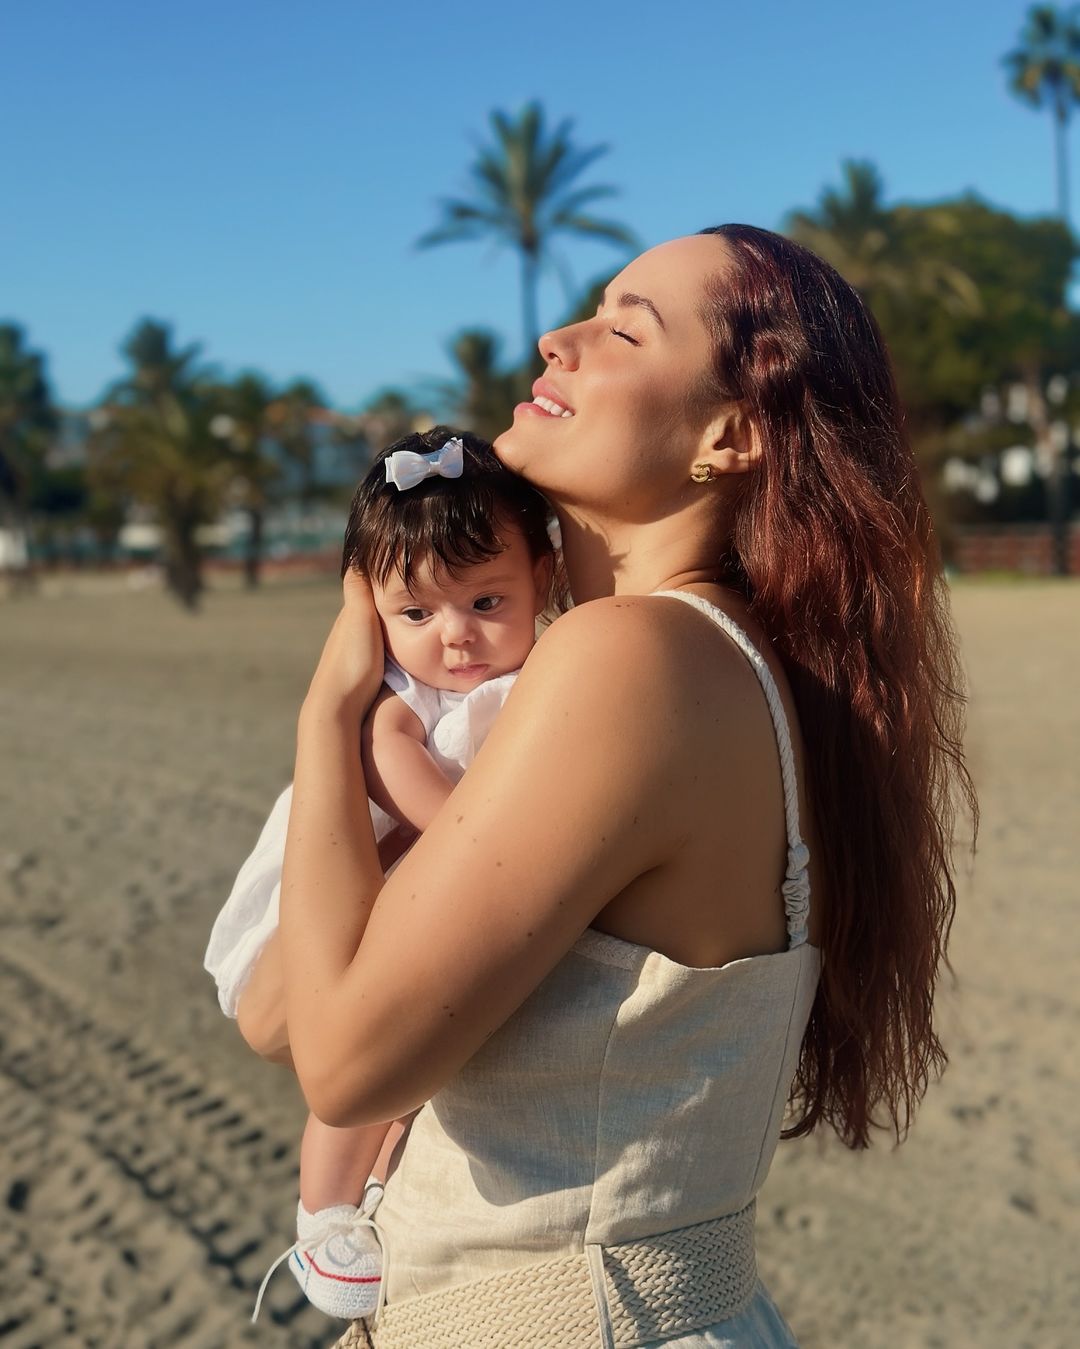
left=367, top=489, right=509, bottom=590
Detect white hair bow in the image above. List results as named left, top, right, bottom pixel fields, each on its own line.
left=384, top=436, right=464, bottom=492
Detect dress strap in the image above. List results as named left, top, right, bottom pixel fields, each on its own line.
left=653, top=591, right=811, bottom=948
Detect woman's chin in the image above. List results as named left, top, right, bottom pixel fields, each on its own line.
left=492, top=425, right=522, bottom=470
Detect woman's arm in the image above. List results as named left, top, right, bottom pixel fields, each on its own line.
left=362, top=688, right=455, bottom=832
left=235, top=931, right=293, bottom=1066
left=281, top=579, right=686, bottom=1129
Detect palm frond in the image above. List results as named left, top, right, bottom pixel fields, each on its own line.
left=1004, top=5, right=1080, bottom=113
left=548, top=184, right=619, bottom=216
left=415, top=200, right=511, bottom=249
left=548, top=213, right=638, bottom=248
left=545, top=143, right=609, bottom=200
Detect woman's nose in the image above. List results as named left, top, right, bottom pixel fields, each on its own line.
left=538, top=321, right=581, bottom=370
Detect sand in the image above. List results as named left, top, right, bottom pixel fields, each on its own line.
left=0, top=574, right=1076, bottom=1348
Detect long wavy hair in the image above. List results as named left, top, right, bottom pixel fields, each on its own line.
left=698, top=224, right=977, bottom=1148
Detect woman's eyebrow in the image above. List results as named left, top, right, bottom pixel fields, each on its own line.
left=601, top=288, right=667, bottom=330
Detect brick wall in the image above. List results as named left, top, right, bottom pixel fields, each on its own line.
left=953, top=524, right=1080, bottom=575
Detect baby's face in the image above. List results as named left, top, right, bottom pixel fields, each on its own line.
left=371, top=528, right=550, bottom=693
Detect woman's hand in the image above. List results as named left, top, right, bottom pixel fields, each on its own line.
left=303, top=569, right=386, bottom=719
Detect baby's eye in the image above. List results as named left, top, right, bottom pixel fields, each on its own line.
left=402, top=607, right=429, bottom=623
left=473, top=595, right=502, bottom=613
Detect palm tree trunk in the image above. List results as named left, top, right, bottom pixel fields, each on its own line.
left=520, top=249, right=541, bottom=396
left=164, top=517, right=203, bottom=610
left=244, top=506, right=263, bottom=589
left=1054, top=100, right=1070, bottom=222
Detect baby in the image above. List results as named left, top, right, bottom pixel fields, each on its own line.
left=203, top=428, right=557, bottom=1321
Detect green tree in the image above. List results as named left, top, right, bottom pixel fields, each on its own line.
left=418, top=102, right=637, bottom=380
left=92, top=319, right=230, bottom=609
left=1004, top=4, right=1080, bottom=221
left=0, top=323, right=56, bottom=580
left=211, top=371, right=279, bottom=588
left=862, top=196, right=1076, bottom=572
left=360, top=388, right=428, bottom=450
left=903, top=197, right=1079, bottom=573
left=445, top=329, right=519, bottom=442
left=788, top=168, right=1079, bottom=569
left=787, top=161, right=979, bottom=313
left=269, top=378, right=326, bottom=504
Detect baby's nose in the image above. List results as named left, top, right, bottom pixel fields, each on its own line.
left=441, top=613, right=475, bottom=645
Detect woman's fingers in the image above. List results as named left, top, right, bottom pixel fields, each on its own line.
left=304, top=570, right=386, bottom=714
left=342, top=565, right=376, bottom=611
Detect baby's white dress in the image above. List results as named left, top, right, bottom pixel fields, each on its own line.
left=203, top=659, right=518, bottom=1017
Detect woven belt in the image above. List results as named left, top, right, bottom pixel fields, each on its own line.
left=332, top=1201, right=758, bottom=1349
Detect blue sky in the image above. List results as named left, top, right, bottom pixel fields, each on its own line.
left=3, top=0, right=1065, bottom=409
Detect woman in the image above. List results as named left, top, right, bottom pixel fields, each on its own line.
left=251, top=226, right=974, bottom=1346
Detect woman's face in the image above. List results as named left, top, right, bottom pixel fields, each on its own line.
left=494, top=235, right=727, bottom=519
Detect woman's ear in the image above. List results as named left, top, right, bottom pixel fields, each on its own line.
left=694, top=404, right=761, bottom=478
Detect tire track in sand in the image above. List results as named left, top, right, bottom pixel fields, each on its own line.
left=0, top=950, right=327, bottom=1348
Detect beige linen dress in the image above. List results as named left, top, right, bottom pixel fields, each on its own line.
left=338, top=591, right=821, bottom=1348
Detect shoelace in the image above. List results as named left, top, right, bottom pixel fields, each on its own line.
left=251, top=1207, right=388, bottom=1325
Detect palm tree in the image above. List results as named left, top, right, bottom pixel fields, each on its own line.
left=92, top=319, right=230, bottom=609
left=212, top=372, right=279, bottom=588
left=417, top=102, right=637, bottom=378
left=360, top=388, right=427, bottom=451
left=0, top=323, right=56, bottom=583
left=269, top=378, right=326, bottom=504
left=446, top=329, right=519, bottom=442
left=1004, top=4, right=1080, bottom=221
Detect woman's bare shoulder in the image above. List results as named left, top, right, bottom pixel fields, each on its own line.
left=526, top=592, right=755, bottom=701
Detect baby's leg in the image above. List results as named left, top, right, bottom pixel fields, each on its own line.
left=271, top=1116, right=388, bottom=1321
left=300, top=1113, right=391, bottom=1212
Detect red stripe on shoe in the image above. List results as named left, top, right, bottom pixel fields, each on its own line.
left=297, top=1250, right=382, bottom=1284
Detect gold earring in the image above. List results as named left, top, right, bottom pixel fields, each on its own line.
left=690, top=463, right=715, bottom=484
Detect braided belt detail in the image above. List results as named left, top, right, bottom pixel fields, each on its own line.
left=332, top=1202, right=757, bottom=1349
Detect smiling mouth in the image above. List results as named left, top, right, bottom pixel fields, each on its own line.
left=530, top=380, right=575, bottom=417
left=531, top=396, right=574, bottom=418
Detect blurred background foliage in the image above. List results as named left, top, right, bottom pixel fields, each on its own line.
left=4, top=6, right=1080, bottom=605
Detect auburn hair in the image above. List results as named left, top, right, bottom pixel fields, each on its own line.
left=698, top=225, right=977, bottom=1148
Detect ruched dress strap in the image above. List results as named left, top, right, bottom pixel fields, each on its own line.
left=653, top=590, right=811, bottom=948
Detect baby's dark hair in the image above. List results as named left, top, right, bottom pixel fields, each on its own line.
left=341, top=426, right=555, bottom=590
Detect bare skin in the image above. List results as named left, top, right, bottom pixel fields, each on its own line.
left=262, top=236, right=823, bottom=1130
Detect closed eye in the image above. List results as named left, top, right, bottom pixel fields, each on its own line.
left=610, top=327, right=640, bottom=346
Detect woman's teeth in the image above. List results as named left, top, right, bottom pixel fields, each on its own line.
left=532, top=396, right=574, bottom=418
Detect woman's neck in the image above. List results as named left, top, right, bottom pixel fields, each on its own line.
left=559, top=512, right=728, bottom=605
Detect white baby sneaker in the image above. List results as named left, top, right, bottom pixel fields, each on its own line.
left=253, top=1198, right=383, bottom=1322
